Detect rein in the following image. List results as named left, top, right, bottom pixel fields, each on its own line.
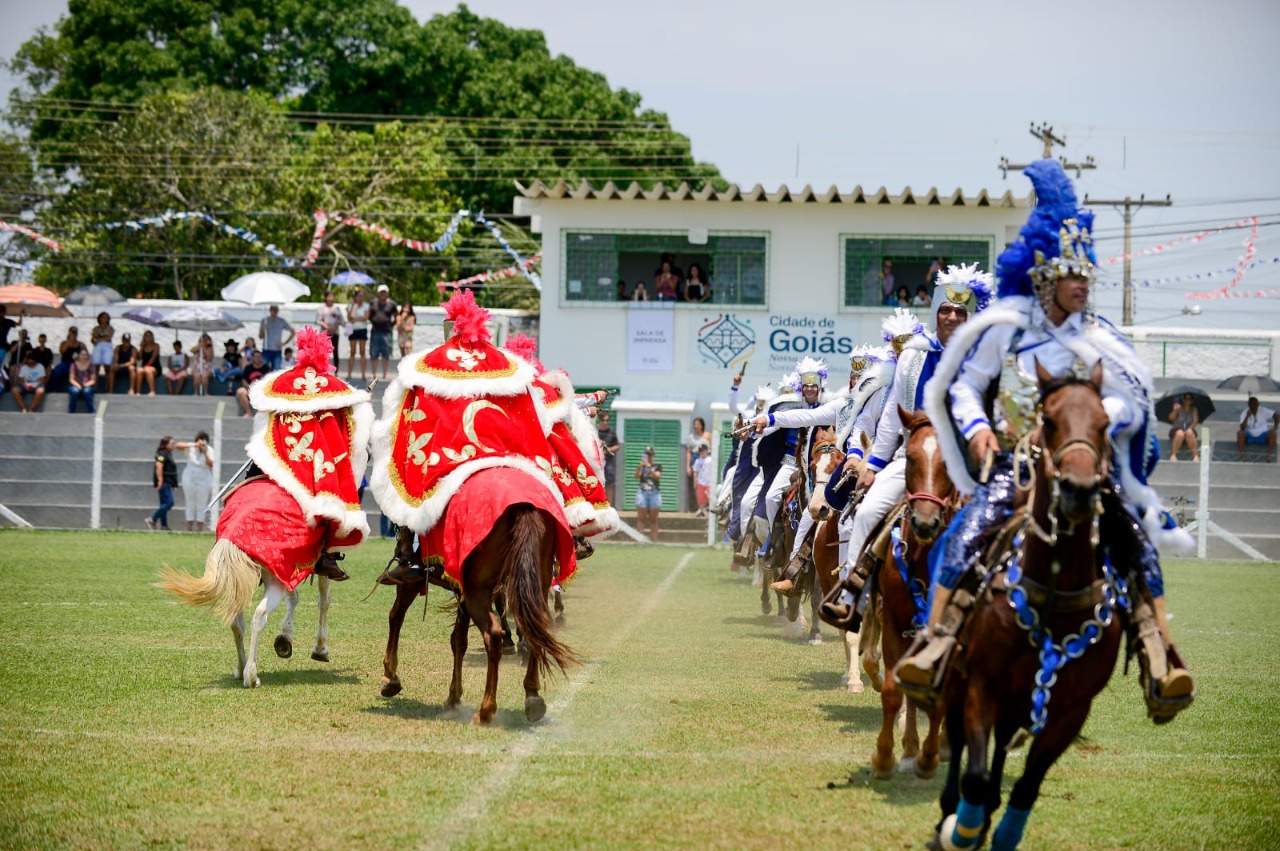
left=890, top=516, right=929, bottom=637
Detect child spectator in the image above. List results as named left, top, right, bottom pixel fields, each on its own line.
left=693, top=443, right=715, bottom=518
left=10, top=349, right=47, bottom=413
left=214, top=339, right=242, bottom=392
left=164, top=340, right=190, bottom=396
left=282, top=347, right=295, bottom=368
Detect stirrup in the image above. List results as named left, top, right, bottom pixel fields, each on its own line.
left=574, top=536, right=595, bottom=560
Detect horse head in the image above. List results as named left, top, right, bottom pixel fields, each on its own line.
left=898, top=405, right=954, bottom=545
left=1034, top=359, right=1110, bottom=529
left=808, top=425, right=844, bottom=485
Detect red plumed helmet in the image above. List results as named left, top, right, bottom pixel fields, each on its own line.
left=503, top=332, right=544, bottom=374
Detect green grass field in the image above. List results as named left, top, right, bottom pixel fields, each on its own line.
left=0, top=530, right=1277, bottom=849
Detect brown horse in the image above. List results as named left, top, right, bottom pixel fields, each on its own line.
left=933, top=363, right=1121, bottom=850
left=866, top=407, right=955, bottom=780
left=380, top=472, right=577, bottom=725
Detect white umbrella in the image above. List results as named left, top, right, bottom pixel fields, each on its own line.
left=221, top=271, right=310, bottom=306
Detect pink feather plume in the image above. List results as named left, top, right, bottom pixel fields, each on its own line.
left=503, top=333, right=544, bottom=373
left=294, top=326, right=335, bottom=373
left=443, top=289, right=491, bottom=347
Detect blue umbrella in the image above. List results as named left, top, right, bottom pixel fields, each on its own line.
left=65, top=284, right=126, bottom=307
left=330, top=270, right=376, bottom=287
left=122, top=306, right=167, bottom=326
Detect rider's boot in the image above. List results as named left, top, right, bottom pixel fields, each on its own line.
left=1135, top=596, right=1195, bottom=724
left=574, top=536, right=595, bottom=560
left=735, top=525, right=759, bottom=566
left=312, top=550, right=349, bottom=581
left=378, top=526, right=423, bottom=586
left=895, top=586, right=975, bottom=708
left=769, top=528, right=815, bottom=596
left=819, top=548, right=878, bottom=631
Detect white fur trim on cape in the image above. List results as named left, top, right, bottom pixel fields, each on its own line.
left=563, top=499, right=598, bottom=531
left=371, top=451, right=566, bottom=534
left=566, top=404, right=607, bottom=478
left=578, top=505, right=619, bottom=539
left=244, top=406, right=373, bottom=541
left=395, top=346, right=536, bottom=399
left=247, top=367, right=371, bottom=415
left=922, top=302, right=1030, bottom=496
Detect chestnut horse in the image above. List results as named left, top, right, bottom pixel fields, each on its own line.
left=380, top=473, right=577, bottom=725
left=864, top=407, right=954, bottom=780
left=933, top=363, right=1122, bottom=850
left=807, top=427, right=863, bottom=682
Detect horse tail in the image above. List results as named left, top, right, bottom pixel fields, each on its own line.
left=503, top=505, right=579, bottom=678
left=155, top=539, right=260, bottom=626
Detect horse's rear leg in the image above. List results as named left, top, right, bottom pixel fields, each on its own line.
left=310, top=576, right=331, bottom=662
left=472, top=597, right=504, bottom=725
left=274, top=587, right=300, bottom=658
left=901, top=699, right=922, bottom=769
left=843, top=629, right=864, bottom=693
left=872, top=674, right=904, bottom=780
left=230, top=611, right=247, bottom=681
left=445, top=604, right=469, bottom=710
left=524, top=645, right=546, bottom=723
left=938, top=685, right=995, bottom=850
left=244, top=577, right=287, bottom=688
left=806, top=570, right=823, bottom=644
left=380, top=581, right=420, bottom=698
left=915, top=702, right=943, bottom=779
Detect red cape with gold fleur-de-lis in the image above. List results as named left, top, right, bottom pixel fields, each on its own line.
left=370, top=335, right=585, bottom=591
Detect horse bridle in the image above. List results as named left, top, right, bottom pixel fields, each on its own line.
left=1022, top=408, right=1108, bottom=547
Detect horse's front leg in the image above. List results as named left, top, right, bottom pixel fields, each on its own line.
left=230, top=610, right=247, bottom=681
left=445, top=604, right=469, bottom=710
left=273, top=587, right=300, bottom=659
left=872, top=609, right=905, bottom=779
left=901, top=698, right=922, bottom=767
left=244, top=577, right=287, bottom=688
left=311, top=576, right=331, bottom=662
left=990, top=700, right=1092, bottom=851
left=472, top=597, right=504, bottom=725
left=380, top=581, right=421, bottom=698
left=939, top=682, right=996, bottom=849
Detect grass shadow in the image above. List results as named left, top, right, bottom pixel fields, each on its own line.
left=815, top=700, right=885, bottom=734
left=362, top=697, right=537, bottom=729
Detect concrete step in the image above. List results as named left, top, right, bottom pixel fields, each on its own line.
left=0, top=456, right=249, bottom=481
left=1154, top=485, right=1280, bottom=512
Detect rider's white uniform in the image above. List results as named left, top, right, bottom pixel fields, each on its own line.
left=837, top=384, right=889, bottom=563
left=846, top=335, right=940, bottom=567
left=763, top=394, right=852, bottom=561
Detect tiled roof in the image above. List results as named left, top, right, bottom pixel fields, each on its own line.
left=515, top=180, right=1029, bottom=207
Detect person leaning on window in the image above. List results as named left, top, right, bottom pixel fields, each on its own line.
left=653, top=256, right=681, bottom=301
left=631, top=281, right=650, bottom=302
left=682, top=263, right=712, bottom=303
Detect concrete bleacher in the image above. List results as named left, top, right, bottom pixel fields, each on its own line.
left=0, top=392, right=386, bottom=531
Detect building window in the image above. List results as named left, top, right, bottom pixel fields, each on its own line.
left=563, top=231, right=768, bottom=306
left=842, top=235, right=993, bottom=309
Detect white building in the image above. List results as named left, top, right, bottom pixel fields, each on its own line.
left=515, top=179, right=1029, bottom=510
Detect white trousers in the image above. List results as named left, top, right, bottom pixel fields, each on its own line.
left=739, top=471, right=765, bottom=536
left=183, top=477, right=213, bottom=522
left=762, top=455, right=798, bottom=529
left=838, top=456, right=906, bottom=581
left=790, top=510, right=815, bottom=561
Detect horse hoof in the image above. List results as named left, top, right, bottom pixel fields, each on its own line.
left=939, top=746, right=951, bottom=763
left=381, top=680, right=402, bottom=698
left=273, top=635, right=293, bottom=659
left=848, top=678, right=864, bottom=695
left=243, top=675, right=260, bottom=689
left=806, top=635, right=823, bottom=646
left=501, top=640, right=517, bottom=656
left=897, top=756, right=917, bottom=774
left=839, top=673, right=850, bottom=686
left=554, top=613, right=566, bottom=627
left=871, top=764, right=894, bottom=781
left=915, top=761, right=938, bottom=780
left=471, top=711, right=492, bottom=726
left=526, top=695, right=547, bottom=723
left=311, top=649, right=330, bottom=663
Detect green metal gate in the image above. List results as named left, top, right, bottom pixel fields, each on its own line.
left=621, top=418, right=682, bottom=510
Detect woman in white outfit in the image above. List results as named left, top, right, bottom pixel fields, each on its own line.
left=178, top=431, right=216, bottom=532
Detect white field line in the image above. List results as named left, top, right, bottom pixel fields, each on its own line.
left=420, top=551, right=696, bottom=851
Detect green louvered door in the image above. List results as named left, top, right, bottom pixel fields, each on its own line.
left=621, top=418, right=682, bottom=510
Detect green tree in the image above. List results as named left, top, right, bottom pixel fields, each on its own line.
left=0, top=135, right=41, bottom=282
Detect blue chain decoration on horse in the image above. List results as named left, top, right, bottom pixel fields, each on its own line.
left=474, top=211, right=543, bottom=291
left=1005, top=528, right=1129, bottom=736
left=890, top=518, right=929, bottom=635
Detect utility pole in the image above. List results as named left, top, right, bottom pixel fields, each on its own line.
left=998, top=122, right=1097, bottom=179
left=1083, top=194, right=1174, bottom=326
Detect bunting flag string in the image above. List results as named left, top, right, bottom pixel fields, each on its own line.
left=1186, top=217, right=1260, bottom=300
left=473, top=211, right=542, bottom=291
left=1099, top=217, right=1257, bottom=266
left=302, top=209, right=470, bottom=266
left=436, top=254, right=542, bottom=292
left=1094, top=256, right=1280, bottom=289
left=97, top=210, right=293, bottom=265
left=0, top=219, right=63, bottom=252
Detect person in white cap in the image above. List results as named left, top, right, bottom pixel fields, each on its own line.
left=368, top=283, right=399, bottom=381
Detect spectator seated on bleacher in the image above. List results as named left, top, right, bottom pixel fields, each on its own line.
left=235, top=350, right=269, bottom=418
left=214, top=339, right=242, bottom=394
left=1238, top=396, right=1278, bottom=463
left=10, top=349, right=47, bottom=413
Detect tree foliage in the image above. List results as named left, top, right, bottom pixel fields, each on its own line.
left=6, top=1, right=717, bottom=307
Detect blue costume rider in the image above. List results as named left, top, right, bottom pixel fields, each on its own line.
left=896, top=159, right=1195, bottom=724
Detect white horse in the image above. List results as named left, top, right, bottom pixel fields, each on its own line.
left=157, top=539, right=332, bottom=688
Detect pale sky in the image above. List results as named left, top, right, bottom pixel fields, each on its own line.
left=4, top=0, right=1279, bottom=329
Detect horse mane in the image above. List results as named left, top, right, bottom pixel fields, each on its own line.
left=1039, top=374, right=1099, bottom=399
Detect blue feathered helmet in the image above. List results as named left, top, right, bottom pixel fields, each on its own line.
left=997, top=159, right=1097, bottom=311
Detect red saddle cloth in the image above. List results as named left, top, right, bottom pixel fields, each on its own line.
left=216, top=478, right=362, bottom=591
left=421, top=466, right=577, bottom=595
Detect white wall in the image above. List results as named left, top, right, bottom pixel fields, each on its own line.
left=520, top=196, right=1026, bottom=422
